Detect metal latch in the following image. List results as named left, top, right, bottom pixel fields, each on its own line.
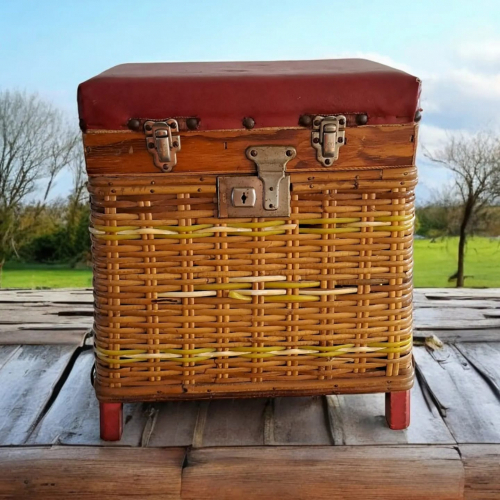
left=217, top=146, right=296, bottom=218
left=311, top=115, right=346, bottom=166
left=144, top=119, right=181, bottom=172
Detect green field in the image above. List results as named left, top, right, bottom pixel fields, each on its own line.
left=1, top=236, right=499, bottom=289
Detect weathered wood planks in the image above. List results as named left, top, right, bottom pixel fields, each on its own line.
left=181, top=446, right=464, bottom=500
left=0, top=447, right=185, bottom=500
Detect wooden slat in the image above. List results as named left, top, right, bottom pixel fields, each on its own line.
left=0, top=345, right=19, bottom=370
left=84, top=125, right=416, bottom=175
left=415, top=329, right=500, bottom=343
left=271, top=397, right=332, bottom=445
left=0, top=345, right=76, bottom=445
left=29, top=350, right=150, bottom=446
left=422, top=289, right=500, bottom=300
left=414, top=345, right=500, bottom=443
left=0, top=289, right=93, bottom=304
left=182, top=446, right=464, bottom=500
left=454, top=343, right=500, bottom=394
left=146, top=401, right=200, bottom=447
left=0, top=446, right=184, bottom=500
left=0, top=328, right=88, bottom=346
left=195, top=399, right=268, bottom=447
left=326, top=374, right=455, bottom=445
left=414, top=308, right=500, bottom=330
left=460, top=444, right=500, bottom=500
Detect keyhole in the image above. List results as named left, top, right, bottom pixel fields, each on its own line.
left=241, top=192, right=248, bottom=204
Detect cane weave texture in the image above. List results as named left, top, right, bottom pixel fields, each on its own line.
left=89, top=167, right=416, bottom=400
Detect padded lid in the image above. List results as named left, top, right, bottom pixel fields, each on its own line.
left=78, top=59, right=421, bottom=131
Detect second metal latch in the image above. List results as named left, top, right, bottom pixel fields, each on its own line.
left=144, top=119, right=181, bottom=172
left=311, top=115, right=346, bottom=166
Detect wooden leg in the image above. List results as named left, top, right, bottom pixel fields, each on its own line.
left=100, top=402, right=123, bottom=441
left=385, top=390, right=410, bottom=430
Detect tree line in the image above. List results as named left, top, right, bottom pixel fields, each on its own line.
left=0, top=90, right=499, bottom=287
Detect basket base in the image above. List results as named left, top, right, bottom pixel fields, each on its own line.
left=99, top=402, right=123, bottom=441
left=385, top=390, right=411, bottom=430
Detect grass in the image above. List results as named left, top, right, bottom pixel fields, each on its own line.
left=0, top=236, right=499, bottom=289
left=0, top=262, right=92, bottom=289
left=413, top=236, right=500, bottom=288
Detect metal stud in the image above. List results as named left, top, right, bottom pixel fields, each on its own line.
left=128, top=118, right=141, bottom=131
left=243, top=117, right=255, bottom=129
left=356, top=114, right=368, bottom=125
left=414, top=110, right=422, bottom=122
left=186, top=117, right=199, bottom=130
left=299, top=114, right=312, bottom=127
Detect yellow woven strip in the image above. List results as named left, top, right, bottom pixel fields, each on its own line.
left=157, top=224, right=214, bottom=232
left=372, top=224, right=413, bottom=232
left=93, top=225, right=139, bottom=233
left=265, top=295, right=320, bottom=302
left=228, top=291, right=252, bottom=301
left=375, top=215, right=414, bottom=222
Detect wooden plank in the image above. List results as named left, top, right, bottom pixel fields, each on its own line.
left=422, top=289, right=500, bottom=300
left=326, top=374, right=455, bottom=445
left=0, top=345, right=76, bottom=445
left=414, top=329, right=500, bottom=343
left=0, top=289, right=93, bottom=304
left=0, top=328, right=88, bottom=346
left=0, top=446, right=184, bottom=500
left=414, top=308, right=500, bottom=330
left=146, top=401, right=200, bottom=447
left=182, top=446, right=464, bottom=500
left=29, top=350, right=150, bottom=446
left=196, top=399, right=268, bottom=447
left=460, top=444, right=500, bottom=500
left=454, top=343, right=500, bottom=394
left=0, top=345, right=19, bottom=370
left=84, top=125, right=416, bottom=176
left=414, top=345, right=500, bottom=443
left=271, top=397, right=332, bottom=445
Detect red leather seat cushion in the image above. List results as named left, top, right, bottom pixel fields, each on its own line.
left=78, top=59, right=420, bottom=131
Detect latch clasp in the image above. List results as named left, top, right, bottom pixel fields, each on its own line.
left=311, top=115, right=346, bottom=166
left=217, top=146, right=295, bottom=218
left=144, top=119, right=181, bottom=172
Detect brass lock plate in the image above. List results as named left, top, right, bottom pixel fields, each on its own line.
left=217, top=146, right=295, bottom=218
left=311, top=115, right=346, bottom=166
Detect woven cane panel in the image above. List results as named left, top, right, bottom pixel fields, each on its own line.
left=89, top=167, right=416, bottom=400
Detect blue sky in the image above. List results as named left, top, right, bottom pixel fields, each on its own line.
left=1, top=0, right=500, bottom=201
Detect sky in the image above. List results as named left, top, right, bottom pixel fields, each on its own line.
left=1, top=0, right=500, bottom=202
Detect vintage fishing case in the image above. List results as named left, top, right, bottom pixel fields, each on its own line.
left=78, top=59, right=420, bottom=440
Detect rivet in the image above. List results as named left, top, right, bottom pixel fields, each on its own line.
left=414, top=110, right=422, bottom=122
left=324, top=159, right=331, bottom=166
left=250, top=149, right=257, bottom=157
left=313, top=119, right=321, bottom=127
left=299, top=114, right=312, bottom=127
left=128, top=118, right=141, bottom=131
left=339, top=118, right=346, bottom=125
left=148, top=143, right=155, bottom=149
left=356, top=114, right=368, bottom=125
left=173, top=141, right=179, bottom=148
left=243, top=117, right=255, bottom=129
left=186, top=117, right=199, bottom=130
left=313, top=137, right=320, bottom=144
left=286, top=149, right=294, bottom=157
left=85, top=146, right=91, bottom=154
left=338, top=137, right=344, bottom=143
left=145, top=124, right=152, bottom=131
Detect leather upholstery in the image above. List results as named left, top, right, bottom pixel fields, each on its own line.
left=78, top=59, right=421, bottom=131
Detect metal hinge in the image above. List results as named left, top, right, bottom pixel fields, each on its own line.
left=217, top=146, right=296, bottom=218
left=311, top=115, right=346, bottom=166
left=144, top=119, right=181, bottom=172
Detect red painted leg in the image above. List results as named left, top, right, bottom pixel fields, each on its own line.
left=385, top=390, right=410, bottom=430
left=100, top=402, right=123, bottom=441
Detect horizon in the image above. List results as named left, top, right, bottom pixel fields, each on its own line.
left=1, top=0, right=500, bottom=202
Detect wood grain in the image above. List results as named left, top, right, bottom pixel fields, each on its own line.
left=461, top=445, right=500, bottom=500
left=0, top=345, right=76, bottom=445
left=84, top=125, right=416, bottom=176
left=182, top=446, right=464, bottom=500
left=0, top=446, right=185, bottom=500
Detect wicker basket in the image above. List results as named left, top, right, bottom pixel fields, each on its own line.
left=79, top=59, right=420, bottom=439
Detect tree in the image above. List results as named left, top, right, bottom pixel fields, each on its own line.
left=0, top=90, right=77, bottom=264
left=425, top=132, right=500, bottom=287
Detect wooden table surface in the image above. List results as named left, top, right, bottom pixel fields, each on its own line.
left=0, top=288, right=499, bottom=500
